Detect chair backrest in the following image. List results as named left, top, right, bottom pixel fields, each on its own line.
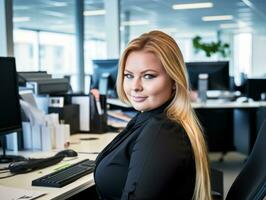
left=226, top=120, right=266, bottom=200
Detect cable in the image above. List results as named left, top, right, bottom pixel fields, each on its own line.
left=0, top=167, right=9, bottom=171
left=0, top=174, right=16, bottom=179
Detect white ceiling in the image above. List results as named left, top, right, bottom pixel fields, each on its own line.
left=13, top=0, right=266, bottom=40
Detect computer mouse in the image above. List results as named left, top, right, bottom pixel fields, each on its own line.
left=236, top=96, right=249, bottom=103
left=55, top=149, right=78, bottom=157
left=236, top=97, right=254, bottom=103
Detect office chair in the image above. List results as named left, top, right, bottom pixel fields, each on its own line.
left=214, top=120, right=266, bottom=200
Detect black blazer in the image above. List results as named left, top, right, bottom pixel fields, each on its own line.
left=94, top=104, right=196, bottom=200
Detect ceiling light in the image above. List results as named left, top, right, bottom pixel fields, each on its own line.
left=238, top=20, right=248, bottom=27
left=241, top=0, right=253, bottom=8
left=41, top=10, right=66, bottom=17
left=84, top=10, right=106, bottom=16
left=13, top=17, right=31, bottom=23
left=172, top=2, right=213, bottom=10
left=202, top=15, right=233, bottom=21
left=13, top=6, right=30, bottom=10
left=220, top=21, right=247, bottom=29
left=121, top=20, right=150, bottom=26
left=52, top=2, right=68, bottom=7
left=43, top=0, right=68, bottom=7
left=158, top=28, right=177, bottom=33
left=220, top=23, right=238, bottom=29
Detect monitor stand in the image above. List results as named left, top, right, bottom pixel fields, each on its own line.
left=0, top=136, right=26, bottom=163
left=99, top=73, right=110, bottom=96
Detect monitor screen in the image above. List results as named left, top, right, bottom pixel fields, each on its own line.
left=0, top=57, right=22, bottom=135
left=246, top=78, right=266, bottom=101
left=186, top=61, right=229, bottom=91
left=91, top=59, right=119, bottom=98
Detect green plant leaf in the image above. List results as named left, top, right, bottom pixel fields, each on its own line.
left=192, top=35, right=230, bottom=58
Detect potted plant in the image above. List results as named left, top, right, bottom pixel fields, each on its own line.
left=192, top=36, right=230, bottom=58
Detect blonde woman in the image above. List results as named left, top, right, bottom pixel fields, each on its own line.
left=94, top=30, right=212, bottom=200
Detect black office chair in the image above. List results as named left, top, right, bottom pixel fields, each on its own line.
left=226, top=119, right=266, bottom=200
left=213, top=120, right=266, bottom=200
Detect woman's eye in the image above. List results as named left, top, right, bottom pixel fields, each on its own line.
left=144, top=74, right=156, bottom=79
left=124, top=74, right=133, bottom=79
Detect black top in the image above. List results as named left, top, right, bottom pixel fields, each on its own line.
left=94, top=103, right=196, bottom=200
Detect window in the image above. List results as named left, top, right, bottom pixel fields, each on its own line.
left=233, top=33, right=252, bottom=85
left=13, top=30, right=39, bottom=71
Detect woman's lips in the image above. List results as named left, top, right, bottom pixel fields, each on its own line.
left=131, top=96, right=147, bottom=102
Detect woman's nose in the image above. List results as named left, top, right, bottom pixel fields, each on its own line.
left=132, top=78, right=143, bottom=91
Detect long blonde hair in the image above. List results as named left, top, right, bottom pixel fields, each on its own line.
left=116, top=30, right=212, bottom=200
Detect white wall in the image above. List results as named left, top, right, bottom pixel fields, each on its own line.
left=252, top=34, right=266, bottom=77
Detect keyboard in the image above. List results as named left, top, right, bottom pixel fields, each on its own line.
left=32, top=159, right=95, bottom=188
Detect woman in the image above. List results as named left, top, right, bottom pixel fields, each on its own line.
left=94, top=30, right=212, bottom=200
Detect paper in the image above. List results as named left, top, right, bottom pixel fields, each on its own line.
left=72, top=96, right=90, bottom=131
left=22, top=122, right=32, bottom=149
left=107, top=110, right=132, bottom=122
left=19, top=90, right=38, bottom=108
left=0, top=185, right=46, bottom=200
left=20, top=100, right=46, bottom=126
left=6, top=132, right=18, bottom=151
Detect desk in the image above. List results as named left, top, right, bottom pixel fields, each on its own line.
left=192, top=101, right=266, bottom=155
left=108, top=97, right=266, bottom=109
left=108, top=98, right=266, bottom=154
left=0, top=133, right=117, bottom=200
left=192, top=100, right=266, bottom=109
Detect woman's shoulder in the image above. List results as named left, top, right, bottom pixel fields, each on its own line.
left=138, top=112, right=193, bottom=157
left=140, top=112, right=187, bottom=140
left=147, top=112, right=183, bottom=131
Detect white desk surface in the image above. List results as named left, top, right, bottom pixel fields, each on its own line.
left=2, top=100, right=266, bottom=199
left=0, top=133, right=117, bottom=200
left=108, top=98, right=266, bottom=109
left=192, top=100, right=266, bottom=109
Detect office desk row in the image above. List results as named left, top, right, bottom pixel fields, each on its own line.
left=1, top=101, right=265, bottom=199
left=109, top=98, right=266, bottom=155
left=0, top=133, right=117, bottom=200
left=192, top=101, right=266, bottom=155
left=108, top=97, right=266, bottom=109
left=192, top=100, right=266, bottom=108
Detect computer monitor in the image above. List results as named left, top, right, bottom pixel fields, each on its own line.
left=91, top=59, right=119, bottom=98
left=246, top=78, right=266, bottom=101
left=186, top=61, right=229, bottom=91
left=0, top=57, right=25, bottom=163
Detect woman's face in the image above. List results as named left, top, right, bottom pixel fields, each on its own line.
left=123, top=50, right=174, bottom=112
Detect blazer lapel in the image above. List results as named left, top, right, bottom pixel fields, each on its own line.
left=95, top=114, right=139, bottom=166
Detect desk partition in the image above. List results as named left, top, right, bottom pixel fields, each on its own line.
left=193, top=101, right=266, bottom=156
